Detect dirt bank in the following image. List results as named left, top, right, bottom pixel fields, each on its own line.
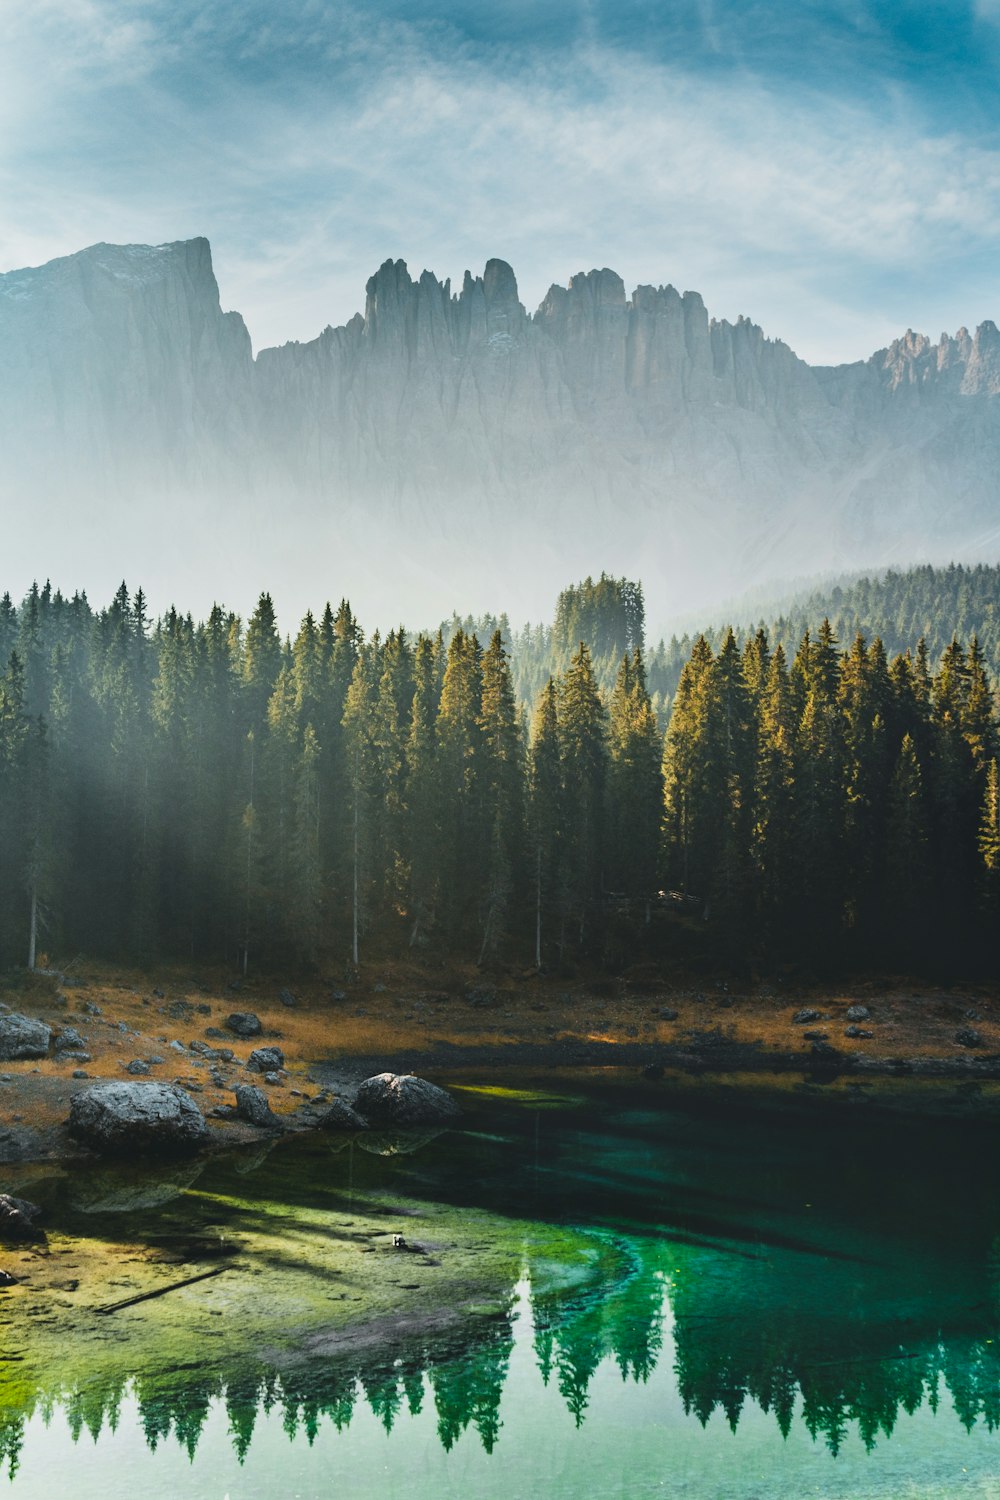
left=2, top=959, right=999, bottom=1160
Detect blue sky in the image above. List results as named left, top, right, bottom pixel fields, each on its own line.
left=3, top=0, right=1000, bottom=361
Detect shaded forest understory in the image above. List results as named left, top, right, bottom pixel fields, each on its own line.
left=1, top=565, right=999, bottom=979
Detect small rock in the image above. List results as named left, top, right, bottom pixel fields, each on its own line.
left=465, top=987, right=496, bottom=1009
left=72, top=1069, right=89, bottom=1079
left=846, top=1005, right=871, bottom=1022
left=211, top=1105, right=237, bottom=1119
left=330, top=989, right=347, bottom=1002
left=148, top=1055, right=165, bottom=1065
left=247, top=1046, right=285, bottom=1074
left=196, top=1003, right=211, bottom=1016
left=233, top=1084, right=279, bottom=1128
left=955, top=1027, right=983, bottom=1049
left=169, top=1040, right=186, bottom=1053
left=802, top=1030, right=829, bottom=1042
left=81, top=1001, right=102, bottom=1016
left=278, top=988, right=297, bottom=1008
left=152, top=987, right=165, bottom=999
left=264, top=1071, right=283, bottom=1085
left=205, top=1026, right=226, bottom=1039
left=0, top=1195, right=43, bottom=1241
left=125, top=1059, right=150, bottom=1076
left=810, top=1040, right=838, bottom=1056
left=166, top=1000, right=193, bottom=1020
left=793, top=1009, right=822, bottom=1025
left=658, top=1008, right=679, bottom=1021
left=373, top=983, right=388, bottom=994
left=54, top=1027, right=87, bottom=1054
left=844, top=1025, right=874, bottom=1039
left=225, top=1012, right=262, bottom=1039
left=964, top=1008, right=981, bottom=1022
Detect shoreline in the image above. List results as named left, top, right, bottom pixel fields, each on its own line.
left=3, top=960, right=1000, bottom=1165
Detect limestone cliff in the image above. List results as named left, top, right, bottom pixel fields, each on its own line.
left=2, top=237, right=998, bottom=619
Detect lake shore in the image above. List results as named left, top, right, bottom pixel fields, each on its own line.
left=3, top=959, right=1000, bottom=1162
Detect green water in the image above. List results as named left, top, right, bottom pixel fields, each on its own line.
left=2, top=1079, right=1000, bottom=1498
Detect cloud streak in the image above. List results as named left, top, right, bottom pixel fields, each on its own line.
left=2, top=1, right=1000, bottom=362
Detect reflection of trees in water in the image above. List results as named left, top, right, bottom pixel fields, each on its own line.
left=1, top=1235, right=999, bottom=1473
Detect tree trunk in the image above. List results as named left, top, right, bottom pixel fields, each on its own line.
left=535, top=848, right=542, bottom=969
left=27, top=888, right=37, bottom=971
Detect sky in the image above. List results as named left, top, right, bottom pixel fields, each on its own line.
left=3, top=0, right=1000, bottom=364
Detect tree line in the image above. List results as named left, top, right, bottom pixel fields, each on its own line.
left=0, top=577, right=998, bottom=974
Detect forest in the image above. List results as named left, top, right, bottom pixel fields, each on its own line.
left=0, top=567, right=998, bottom=976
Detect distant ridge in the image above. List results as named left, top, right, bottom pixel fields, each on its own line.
left=2, top=237, right=1000, bottom=624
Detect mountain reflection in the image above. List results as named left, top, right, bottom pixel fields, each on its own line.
left=1, top=1233, right=998, bottom=1478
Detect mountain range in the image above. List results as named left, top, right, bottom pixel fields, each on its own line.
left=2, top=236, right=999, bottom=626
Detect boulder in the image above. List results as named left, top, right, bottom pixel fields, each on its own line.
left=0, top=1194, right=43, bottom=1241
left=0, top=1014, right=51, bottom=1061
left=233, top=1083, right=279, bottom=1128
left=68, top=1082, right=208, bottom=1155
left=353, top=1072, right=460, bottom=1126
left=247, top=1046, right=285, bottom=1073
left=846, top=1005, right=871, bottom=1022
left=54, top=1026, right=87, bottom=1054
left=225, top=1012, right=262, bottom=1038
left=315, top=1096, right=368, bottom=1131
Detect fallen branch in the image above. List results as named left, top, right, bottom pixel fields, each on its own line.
left=96, top=1263, right=238, bottom=1314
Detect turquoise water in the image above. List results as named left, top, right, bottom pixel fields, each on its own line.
left=2, top=1080, right=1000, bottom=1498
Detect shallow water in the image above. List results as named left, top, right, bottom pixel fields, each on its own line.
left=2, top=1079, right=1000, bottom=1498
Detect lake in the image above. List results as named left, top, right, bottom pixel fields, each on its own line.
left=1, top=1075, right=999, bottom=1498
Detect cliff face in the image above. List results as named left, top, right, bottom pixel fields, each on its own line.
left=2, top=236, right=999, bottom=619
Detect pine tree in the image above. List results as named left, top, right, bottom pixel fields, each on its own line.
left=477, top=631, right=523, bottom=962
left=606, top=649, right=663, bottom=906
left=529, top=679, right=562, bottom=968
left=884, top=733, right=931, bottom=960
left=558, top=642, right=608, bottom=945
left=289, top=725, right=323, bottom=963
left=405, top=635, right=440, bottom=946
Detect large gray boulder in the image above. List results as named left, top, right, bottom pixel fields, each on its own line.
left=0, top=1014, right=51, bottom=1061
left=353, top=1072, right=460, bottom=1126
left=68, top=1082, right=208, bottom=1155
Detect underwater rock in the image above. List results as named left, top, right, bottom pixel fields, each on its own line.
left=353, top=1072, right=460, bottom=1126
left=0, top=1194, right=43, bottom=1241
left=314, top=1096, right=368, bottom=1131
left=68, top=1081, right=209, bottom=1155
left=67, top=1158, right=205, bottom=1213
